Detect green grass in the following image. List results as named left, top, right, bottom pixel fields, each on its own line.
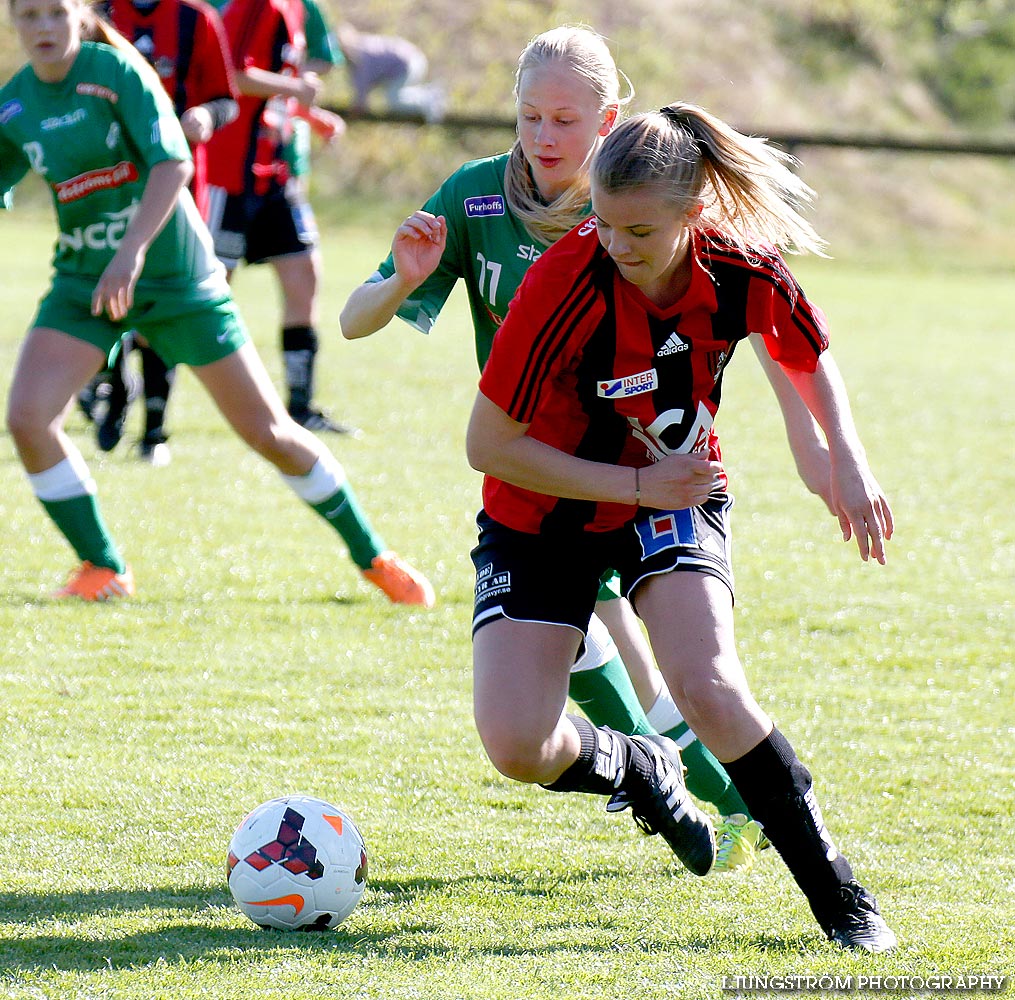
left=1, top=209, right=1013, bottom=999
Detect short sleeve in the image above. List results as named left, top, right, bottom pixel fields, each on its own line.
left=302, top=0, right=341, bottom=65
left=479, top=227, right=604, bottom=423
left=748, top=252, right=829, bottom=372
left=113, top=49, right=192, bottom=167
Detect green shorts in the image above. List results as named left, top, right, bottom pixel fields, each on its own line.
left=32, top=274, right=249, bottom=368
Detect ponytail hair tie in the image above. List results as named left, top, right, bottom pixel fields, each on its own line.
left=659, top=104, right=708, bottom=161
left=659, top=105, right=690, bottom=129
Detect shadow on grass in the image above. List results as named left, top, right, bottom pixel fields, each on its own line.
left=0, top=877, right=818, bottom=971
left=0, top=591, right=472, bottom=611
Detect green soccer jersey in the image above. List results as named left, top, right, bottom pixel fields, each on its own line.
left=0, top=42, right=225, bottom=296
left=304, top=0, right=341, bottom=67
left=375, top=153, right=570, bottom=369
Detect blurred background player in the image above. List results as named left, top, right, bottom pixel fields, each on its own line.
left=204, top=0, right=353, bottom=434
left=2, top=0, right=434, bottom=607
left=79, top=0, right=240, bottom=467
left=335, top=22, right=444, bottom=122
left=283, top=0, right=356, bottom=434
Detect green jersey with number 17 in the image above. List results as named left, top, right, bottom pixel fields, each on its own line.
left=374, top=153, right=576, bottom=369
left=0, top=42, right=226, bottom=296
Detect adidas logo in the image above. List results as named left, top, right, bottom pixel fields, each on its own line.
left=657, top=332, right=689, bottom=357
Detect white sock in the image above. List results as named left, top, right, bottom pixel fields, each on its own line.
left=571, top=613, right=617, bottom=672
left=280, top=453, right=346, bottom=504
left=29, top=450, right=95, bottom=501
left=646, top=683, right=688, bottom=736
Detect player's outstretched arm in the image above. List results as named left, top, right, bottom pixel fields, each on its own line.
left=340, top=211, right=447, bottom=340
left=234, top=67, right=322, bottom=107
left=750, top=334, right=833, bottom=512
left=784, top=352, right=894, bottom=564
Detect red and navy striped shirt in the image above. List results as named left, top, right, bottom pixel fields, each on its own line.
left=205, top=0, right=305, bottom=196
left=107, top=0, right=235, bottom=218
left=478, top=221, right=829, bottom=535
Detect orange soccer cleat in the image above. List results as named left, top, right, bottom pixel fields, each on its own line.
left=53, top=561, right=136, bottom=602
left=361, top=551, right=435, bottom=607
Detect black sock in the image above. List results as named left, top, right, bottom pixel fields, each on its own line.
left=105, top=339, right=132, bottom=410
left=541, top=715, right=655, bottom=796
left=282, top=325, right=318, bottom=414
left=722, top=728, right=854, bottom=925
left=138, top=344, right=174, bottom=439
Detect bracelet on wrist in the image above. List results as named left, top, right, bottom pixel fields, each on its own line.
left=634, top=467, right=641, bottom=506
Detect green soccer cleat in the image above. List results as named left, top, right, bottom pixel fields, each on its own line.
left=713, top=813, right=769, bottom=874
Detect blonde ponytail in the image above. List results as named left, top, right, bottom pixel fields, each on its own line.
left=593, top=102, right=827, bottom=256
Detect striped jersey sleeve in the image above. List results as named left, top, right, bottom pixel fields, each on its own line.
left=479, top=221, right=605, bottom=423
left=702, top=233, right=829, bottom=371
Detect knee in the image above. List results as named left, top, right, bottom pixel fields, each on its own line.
left=475, top=718, right=553, bottom=785
left=236, top=416, right=295, bottom=465
left=6, top=400, right=47, bottom=448
left=282, top=261, right=319, bottom=313
left=667, top=671, right=745, bottom=735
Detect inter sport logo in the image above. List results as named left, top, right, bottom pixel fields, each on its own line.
left=597, top=368, right=658, bottom=398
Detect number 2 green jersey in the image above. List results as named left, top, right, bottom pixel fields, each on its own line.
left=374, top=152, right=572, bottom=369
left=0, top=42, right=225, bottom=295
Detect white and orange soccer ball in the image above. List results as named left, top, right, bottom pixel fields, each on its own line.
left=226, top=794, right=368, bottom=930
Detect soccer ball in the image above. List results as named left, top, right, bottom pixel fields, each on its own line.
left=226, top=794, right=368, bottom=930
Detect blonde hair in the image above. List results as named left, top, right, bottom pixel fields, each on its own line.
left=505, top=25, right=632, bottom=246
left=592, top=102, right=827, bottom=256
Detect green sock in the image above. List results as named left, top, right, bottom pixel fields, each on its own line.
left=662, top=720, right=751, bottom=816
left=40, top=494, right=125, bottom=573
left=310, top=483, right=385, bottom=570
left=569, top=653, right=654, bottom=736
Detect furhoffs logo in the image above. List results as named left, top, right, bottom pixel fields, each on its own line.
left=464, top=195, right=505, bottom=218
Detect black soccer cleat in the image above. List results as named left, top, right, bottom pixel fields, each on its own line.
left=96, top=370, right=141, bottom=452
left=820, top=880, right=897, bottom=953
left=289, top=405, right=361, bottom=437
left=607, top=734, right=716, bottom=876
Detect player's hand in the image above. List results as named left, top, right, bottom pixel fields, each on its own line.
left=391, top=211, right=447, bottom=287
left=638, top=452, right=724, bottom=510
left=295, top=71, right=323, bottom=108
left=829, top=456, right=894, bottom=564
left=91, top=248, right=144, bottom=322
left=180, top=106, right=214, bottom=144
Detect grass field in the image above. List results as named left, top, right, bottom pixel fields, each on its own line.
left=0, top=207, right=1012, bottom=1000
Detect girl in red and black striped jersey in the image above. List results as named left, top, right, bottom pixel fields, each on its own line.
left=107, top=0, right=237, bottom=220
left=203, top=0, right=351, bottom=434
left=466, top=103, right=897, bottom=952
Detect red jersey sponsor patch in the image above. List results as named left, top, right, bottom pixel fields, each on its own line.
left=55, top=161, right=140, bottom=203
left=76, top=82, right=119, bottom=103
